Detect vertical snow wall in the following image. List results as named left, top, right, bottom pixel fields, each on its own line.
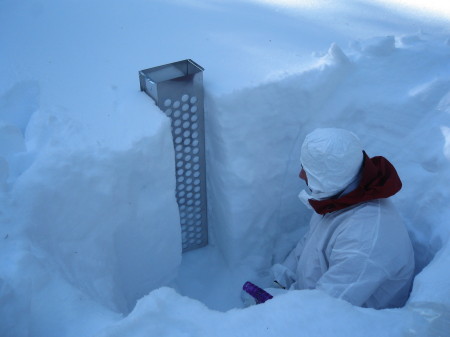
left=6, top=89, right=182, bottom=314
left=205, top=38, right=450, bottom=283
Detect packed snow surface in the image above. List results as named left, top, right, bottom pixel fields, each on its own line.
left=1, top=0, right=450, bottom=336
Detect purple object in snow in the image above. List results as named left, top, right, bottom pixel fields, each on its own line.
left=243, top=281, right=273, bottom=304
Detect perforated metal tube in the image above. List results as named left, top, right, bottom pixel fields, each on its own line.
left=139, top=60, right=208, bottom=252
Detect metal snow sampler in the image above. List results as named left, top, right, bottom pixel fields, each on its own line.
left=139, top=60, right=208, bottom=252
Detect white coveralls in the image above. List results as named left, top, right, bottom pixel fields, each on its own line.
left=272, top=128, right=415, bottom=309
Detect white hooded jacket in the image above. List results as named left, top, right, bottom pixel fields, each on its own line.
left=272, top=129, right=415, bottom=309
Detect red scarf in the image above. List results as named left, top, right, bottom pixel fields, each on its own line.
left=308, top=152, right=402, bottom=215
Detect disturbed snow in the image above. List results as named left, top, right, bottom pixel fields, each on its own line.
left=1, top=1, right=450, bottom=336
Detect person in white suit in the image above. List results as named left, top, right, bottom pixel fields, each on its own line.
left=272, top=128, right=415, bottom=309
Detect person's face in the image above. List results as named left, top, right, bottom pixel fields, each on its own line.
left=299, top=166, right=308, bottom=185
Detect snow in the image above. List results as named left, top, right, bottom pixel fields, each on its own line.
left=95, top=287, right=448, bottom=337
left=1, top=0, right=450, bottom=336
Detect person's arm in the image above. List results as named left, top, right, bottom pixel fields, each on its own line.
left=271, top=230, right=310, bottom=289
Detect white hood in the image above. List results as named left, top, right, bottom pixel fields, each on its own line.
left=300, top=128, right=363, bottom=200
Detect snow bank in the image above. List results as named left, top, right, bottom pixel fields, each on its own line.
left=0, top=75, right=182, bottom=336
left=96, top=287, right=443, bottom=337
left=12, top=130, right=181, bottom=312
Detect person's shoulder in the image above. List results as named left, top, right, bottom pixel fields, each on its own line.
left=347, top=198, right=396, bottom=214
left=331, top=199, right=382, bottom=219
left=331, top=200, right=389, bottom=233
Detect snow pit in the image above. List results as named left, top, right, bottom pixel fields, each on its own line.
left=2, top=38, right=450, bottom=337
left=178, top=36, right=450, bottom=333
left=1, top=0, right=450, bottom=336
